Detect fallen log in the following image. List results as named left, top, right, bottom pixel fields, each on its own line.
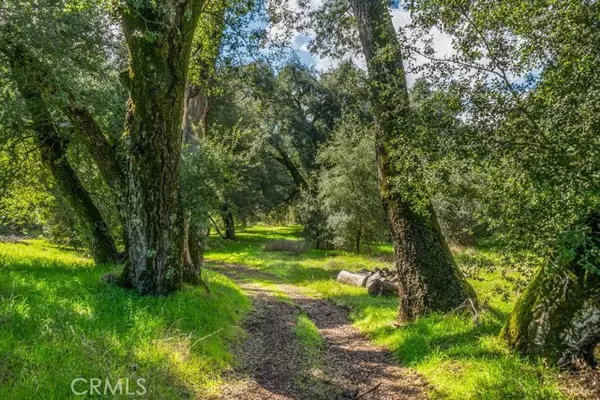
left=337, top=270, right=370, bottom=287
left=336, top=269, right=400, bottom=297
left=366, top=278, right=399, bottom=297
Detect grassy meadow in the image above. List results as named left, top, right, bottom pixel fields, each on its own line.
left=0, top=240, right=250, bottom=399
left=0, top=226, right=570, bottom=399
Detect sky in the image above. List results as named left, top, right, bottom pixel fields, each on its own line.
left=267, top=1, right=455, bottom=86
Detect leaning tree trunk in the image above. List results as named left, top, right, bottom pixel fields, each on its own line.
left=118, top=0, right=204, bottom=295
left=6, top=49, right=118, bottom=264
left=37, top=131, right=118, bottom=264
left=349, top=0, right=475, bottom=322
left=63, top=104, right=129, bottom=254
left=502, top=212, right=600, bottom=368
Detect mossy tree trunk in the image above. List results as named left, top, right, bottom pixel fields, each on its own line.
left=118, top=0, right=204, bottom=295
left=63, top=104, right=129, bottom=249
left=8, top=54, right=118, bottom=263
left=348, top=0, right=476, bottom=322
left=502, top=212, right=600, bottom=368
left=63, top=105, right=126, bottom=200
left=3, top=43, right=123, bottom=262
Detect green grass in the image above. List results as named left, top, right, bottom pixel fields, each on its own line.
left=0, top=240, right=250, bottom=399
left=294, top=314, right=324, bottom=360
left=205, top=225, right=567, bottom=400
left=293, top=310, right=338, bottom=398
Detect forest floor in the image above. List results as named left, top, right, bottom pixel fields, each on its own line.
left=205, top=225, right=599, bottom=400
left=0, top=228, right=597, bottom=399
left=210, top=262, right=428, bottom=399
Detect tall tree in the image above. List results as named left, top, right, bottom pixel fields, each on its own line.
left=5, top=47, right=118, bottom=263
left=347, top=0, right=475, bottom=321
left=406, top=0, right=600, bottom=366
left=117, top=0, right=205, bottom=295
left=0, top=0, right=125, bottom=261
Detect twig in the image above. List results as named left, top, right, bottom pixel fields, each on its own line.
left=467, top=298, right=479, bottom=326
left=191, top=328, right=224, bottom=349
left=355, top=382, right=381, bottom=399
left=444, top=298, right=479, bottom=326
left=207, top=215, right=225, bottom=239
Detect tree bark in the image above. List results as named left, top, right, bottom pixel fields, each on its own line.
left=8, top=55, right=118, bottom=263
left=355, top=227, right=361, bottom=255
left=502, top=212, right=600, bottom=368
left=183, top=218, right=206, bottom=285
left=118, top=0, right=204, bottom=295
left=222, top=206, right=236, bottom=240
left=270, top=139, right=309, bottom=193
left=337, top=270, right=370, bottom=287
left=1, top=43, right=128, bottom=254
left=349, top=0, right=475, bottom=322
left=62, top=104, right=129, bottom=249
left=62, top=105, right=126, bottom=196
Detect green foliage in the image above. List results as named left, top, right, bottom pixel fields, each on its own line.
left=0, top=240, right=250, bottom=399
left=317, top=116, right=388, bottom=253
left=0, top=0, right=126, bottom=244
left=405, top=0, right=600, bottom=269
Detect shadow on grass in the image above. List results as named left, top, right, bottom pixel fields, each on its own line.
left=319, top=288, right=562, bottom=399
left=0, top=247, right=250, bottom=399
left=207, top=226, right=565, bottom=399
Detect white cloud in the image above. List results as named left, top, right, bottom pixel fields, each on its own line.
left=267, top=3, right=455, bottom=84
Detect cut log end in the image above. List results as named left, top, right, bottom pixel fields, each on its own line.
left=336, top=269, right=399, bottom=296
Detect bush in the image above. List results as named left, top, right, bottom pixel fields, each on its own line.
left=317, top=117, right=388, bottom=253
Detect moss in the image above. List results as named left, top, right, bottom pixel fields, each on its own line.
left=502, top=266, right=544, bottom=348
left=502, top=259, right=600, bottom=366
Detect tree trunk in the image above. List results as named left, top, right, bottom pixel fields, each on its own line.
left=63, top=105, right=126, bottom=197
left=40, top=135, right=118, bottom=264
left=337, top=270, right=370, bottom=287
left=349, top=0, right=475, bottom=322
left=63, top=104, right=129, bottom=249
left=502, top=212, right=600, bottom=368
left=183, top=212, right=194, bottom=269
left=222, top=206, right=236, bottom=240
left=10, top=68, right=117, bottom=264
left=183, top=85, right=209, bottom=140
left=5, top=46, right=118, bottom=264
left=118, top=0, right=204, bottom=295
left=184, top=219, right=206, bottom=285
left=270, top=139, right=309, bottom=194
left=2, top=43, right=126, bottom=259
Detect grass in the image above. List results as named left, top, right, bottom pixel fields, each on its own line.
left=293, top=307, right=337, bottom=398
left=205, top=225, right=567, bottom=400
left=294, top=314, right=324, bottom=361
left=0, top=240, right=250, bottom=399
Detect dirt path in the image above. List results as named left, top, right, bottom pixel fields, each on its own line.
left=209, top=262, right=429, bottom=400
